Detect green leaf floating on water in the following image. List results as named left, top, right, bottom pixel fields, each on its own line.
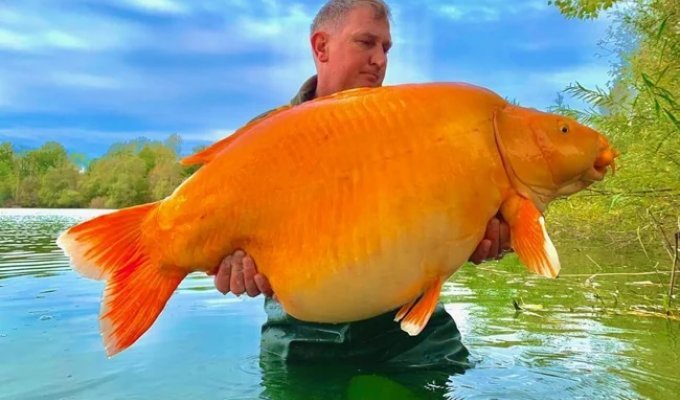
left=513, top=298, right=545, bottom=313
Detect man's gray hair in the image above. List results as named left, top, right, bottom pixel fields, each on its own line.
left=311, top=0, right=391, bottom=33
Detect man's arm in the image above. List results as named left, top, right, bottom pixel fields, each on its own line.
left=213, top=216, right=511, bottom=297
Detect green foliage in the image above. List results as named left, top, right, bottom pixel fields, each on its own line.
left=549, top=0, right=680, bottom=277
left=0, top=143, right=16, bottom=205
left=0, top=135, right=196, bottom=208
left=148, top=160, right=184, bottom=200
left=10, top=142, right=72, bottom=207
left=81, top=136, right=190, bottom=208
left=549, top=0, right=623, bottom=19
left=39, top=163, right=83, bottom=207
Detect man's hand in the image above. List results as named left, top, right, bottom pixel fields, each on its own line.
left=213, top=250, right=274, bottom=297
left=468, top=215, right=512, bottom=264
left=213, top=216, right=511, bottom=295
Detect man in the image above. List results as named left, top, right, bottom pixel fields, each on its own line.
left=214, top=0, right=510, bottom=366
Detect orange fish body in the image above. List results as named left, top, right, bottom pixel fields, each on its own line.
left=58, top=83, right=616, bottom=356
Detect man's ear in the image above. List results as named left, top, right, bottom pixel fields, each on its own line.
left=311, top=31, right=330, bottom=63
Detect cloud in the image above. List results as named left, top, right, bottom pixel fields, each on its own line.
left=384, top=4, right=436, bottom=84
left=538, top=63, right=613, bottom=93
left=0, top=6, right=147, bottom=54
left=0, top=0, right=615, bottom=158
left=432, top=0, right=550, bottom=22
left=210, top=3, right=318, bottom=99
left=50, top=72, right=122, bottom=90
left=0, top=29, right=91, bottom=52
left=0, top=29, right=27, bottom=51
left=0, top=82, right=9, bottom=107
left=122, top=0, right=188, bottom=14
left=181, top=129, right=236, bottom=142
left=457, top=63, right=612, bottom=110
left=436, top=5, right=498, bottom=22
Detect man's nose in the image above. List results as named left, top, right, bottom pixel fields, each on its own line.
left=370, top=48, right=387, bottom=69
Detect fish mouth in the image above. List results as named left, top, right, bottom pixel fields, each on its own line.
left=587, top=137, right=618, bottom=182
left=585, top=166, right=607, bottom=182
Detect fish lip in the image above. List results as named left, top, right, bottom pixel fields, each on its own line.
left=586, top=166, right=606, bottom=182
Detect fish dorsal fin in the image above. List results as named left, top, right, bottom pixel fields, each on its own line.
left=180, top=87, right=375, bottom=166
left=180, top=104, right=292, bottom=166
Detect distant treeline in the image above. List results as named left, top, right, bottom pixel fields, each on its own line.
left=1, top=1, right=677, bottom=260
left=0, top=134, right=200, bottom=208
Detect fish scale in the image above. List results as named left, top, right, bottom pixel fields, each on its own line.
left=57, top=82, right=616, bottom=355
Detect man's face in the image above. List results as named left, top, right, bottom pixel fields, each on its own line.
left=319, top=6, right=392, bottom=91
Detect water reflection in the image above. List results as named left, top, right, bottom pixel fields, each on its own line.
left=259, top=356, right=463, bottom=400
left=1, top=209, right=679, bottom=399
left=0, top=209, right=110, bottom=279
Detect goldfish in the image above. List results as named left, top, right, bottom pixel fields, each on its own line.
left=57, top=82, right=617, bottom=356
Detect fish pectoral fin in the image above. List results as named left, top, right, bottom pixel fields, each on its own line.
left=399, top=277, right=444, bottom=336
left=501, top=195, right=561, bottom=278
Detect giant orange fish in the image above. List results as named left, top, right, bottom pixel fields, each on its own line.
left=57, top=83, right=617, bottom=356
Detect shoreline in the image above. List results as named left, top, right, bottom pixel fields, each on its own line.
left=0, top=208, right=115, bottom=217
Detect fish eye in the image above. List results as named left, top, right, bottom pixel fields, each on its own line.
left=560, top=124, right=569, bottom=134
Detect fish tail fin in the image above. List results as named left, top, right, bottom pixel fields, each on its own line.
left=57, top=203, right=188, bottom=356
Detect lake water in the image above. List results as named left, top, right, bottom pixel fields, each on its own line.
left=1, top=209, right=678, bottom=400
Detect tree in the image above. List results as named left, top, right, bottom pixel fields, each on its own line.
left=549, top=0, right=680, bottom=268
left=4, top=134, right=192, bottom=208
left=11, top=142, right=76, bottom=206
left=82, top=150, right=149, bottom=208
left=549, top=0, right=623, bottom=19
left=0, top=142, right=16, bottom=205
left=39, top=163, right=84, bottom=207
left=148, top=160, right=184, bottom=200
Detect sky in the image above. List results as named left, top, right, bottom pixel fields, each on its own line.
left=0, top=0, right=616, bottom=158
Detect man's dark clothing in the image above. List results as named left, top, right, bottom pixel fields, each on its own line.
left=258, top=76, right=470, bottom=368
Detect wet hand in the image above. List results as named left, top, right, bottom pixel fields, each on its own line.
left=213, top=250, right=274, bottom=297
left=469, top=215, right=512, bottom=264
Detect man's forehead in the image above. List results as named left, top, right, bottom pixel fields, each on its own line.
left=345, top=16, right=391, bottom=39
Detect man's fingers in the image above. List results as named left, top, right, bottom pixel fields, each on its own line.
left=499, top=219, right=512, bottom=256
left=214, top=256, right=232, bottom=295
left=229, top=250, right=246, bottom=295
left=486, top=218, right=501, bottom=260
left=243, top=255, right=261, bottom=297
left=254, top=274, right=274, bottom=297
left=469, top=239, right=491, bottom=265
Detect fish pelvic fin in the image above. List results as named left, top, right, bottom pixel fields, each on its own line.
left=399, top=277, right=444, bottom=336
left=393, top=297, right=417, bottom=322
left=57, top=202, right=188, bottom=356
left=500, top=195, right=561, bottom=278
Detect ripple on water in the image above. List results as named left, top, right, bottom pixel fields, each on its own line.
left=2, top=210, right=680, bottom=399
left=1, top=211, right=105, bottom=280
left=6, top=372, right=120, bottom=400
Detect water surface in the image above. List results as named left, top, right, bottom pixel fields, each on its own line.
left=1, top=209, right=678, bottom=399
